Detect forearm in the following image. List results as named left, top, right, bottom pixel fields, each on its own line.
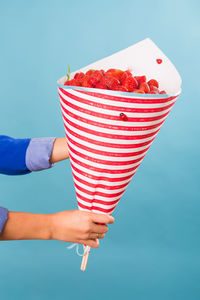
left=0, top=211, right=51, bottom=241
left=0, top=210, right=114, bottom=248
left=50, top=138, right=69, bottom=164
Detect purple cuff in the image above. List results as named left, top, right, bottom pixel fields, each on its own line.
left=25, top=137, right=56, bottom=171
left=0, top=207, right=8, bottom=234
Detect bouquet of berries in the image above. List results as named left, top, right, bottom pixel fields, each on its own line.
left=57, top=38, right=182, bottom=271
left=64, top=68, right=166, bottom=95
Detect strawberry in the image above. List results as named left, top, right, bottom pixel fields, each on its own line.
left=133, top=89, right=145, bottom=94
left=74, top=72, right=84, bottom=85
left=124, top=70, right=132, bottom=77
left=64, top=68, right=164, bottom=94
left=114, top=86, right=128, bottom=92
left=88, top=70, right=103, bottom=86
left=149, top=85, right=155, bottom=91
left=82, top=75, right=93, bottom=88
left=106, top=69, right=124, bottom=80
left=95, top=82, right=107, bottom=89
left=74, top=72, right=80, bottom=80
left=100, top=69, right=105, bottom=76
left=139, top=82, right=150, bottom=93
left=101, top=76, right=120, bottom=90
left=64, top=80, right=71, bottom=85
left=86, top=70, right=94, bottom=76
left=120, top=72, right=128, bottom=85
left=148, top=79, right=159, bottom=88
left=105, top=68, right=116, bottom=75
left=119, top=70, right=133, bottom=85
left=149, top=91, right=158, bottom=94
left=124, top=76, right=138, bottom=92
left=134, top=76, right=146, bottom=85
left=64, top=79, right=79, bottom=86
left=149, top=85, right=159, bottom=93
left=70, top=79, right=80, bottom=86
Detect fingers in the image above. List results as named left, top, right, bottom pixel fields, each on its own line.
left=91, top=212, right=115, bottom=224
left=80, top=239, right=100, bottom=248
left=91, top=223, right=108, bottom=234
left=89, top=233, right=105, bottom=239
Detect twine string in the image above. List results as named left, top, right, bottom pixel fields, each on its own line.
left=67, top=243, right=90, bottom=257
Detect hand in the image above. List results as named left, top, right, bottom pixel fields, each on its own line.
left=50, top=138, right=69, bottom=163
left=49, top=210, right=115, bottom=248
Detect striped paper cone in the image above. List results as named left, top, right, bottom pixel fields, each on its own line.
left=57, top=38, right=182, bottom=270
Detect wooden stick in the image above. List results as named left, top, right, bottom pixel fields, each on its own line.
left=80, top=246, right=90, bottom=271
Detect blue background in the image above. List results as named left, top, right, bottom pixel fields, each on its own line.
left=0, top=0, right=200, bottom=299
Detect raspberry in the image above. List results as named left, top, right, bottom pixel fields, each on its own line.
left=101, top=76, right=120, bottom=90
left=148, top=79, right=159, bottom=88
left=124, top=76, right=138, bottom=92
left=139, top=82, right=150, bottom=93
left=160, top=90, right=167, bottom=94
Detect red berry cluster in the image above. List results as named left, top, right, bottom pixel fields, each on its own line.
left=64, top=69, right=166, bottom=94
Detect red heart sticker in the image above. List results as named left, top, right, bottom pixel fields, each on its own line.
left=156, top=59, right=162, bottom=64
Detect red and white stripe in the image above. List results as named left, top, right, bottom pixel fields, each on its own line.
left=58, top=87, right=179, bottom=214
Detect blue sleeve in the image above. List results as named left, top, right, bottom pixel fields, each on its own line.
left=26, top=137, right=56, bottom=171
left=0, top=135, right=31, bottom=175
left=0, top=207, right=8, bottom=235
left=0, top=136, right=56, bottom=235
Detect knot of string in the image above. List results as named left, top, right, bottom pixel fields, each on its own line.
left=67, top=243, right=90, bottom=257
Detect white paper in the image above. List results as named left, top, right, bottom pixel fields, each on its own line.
left=58, top=38, right=182, bottom=95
